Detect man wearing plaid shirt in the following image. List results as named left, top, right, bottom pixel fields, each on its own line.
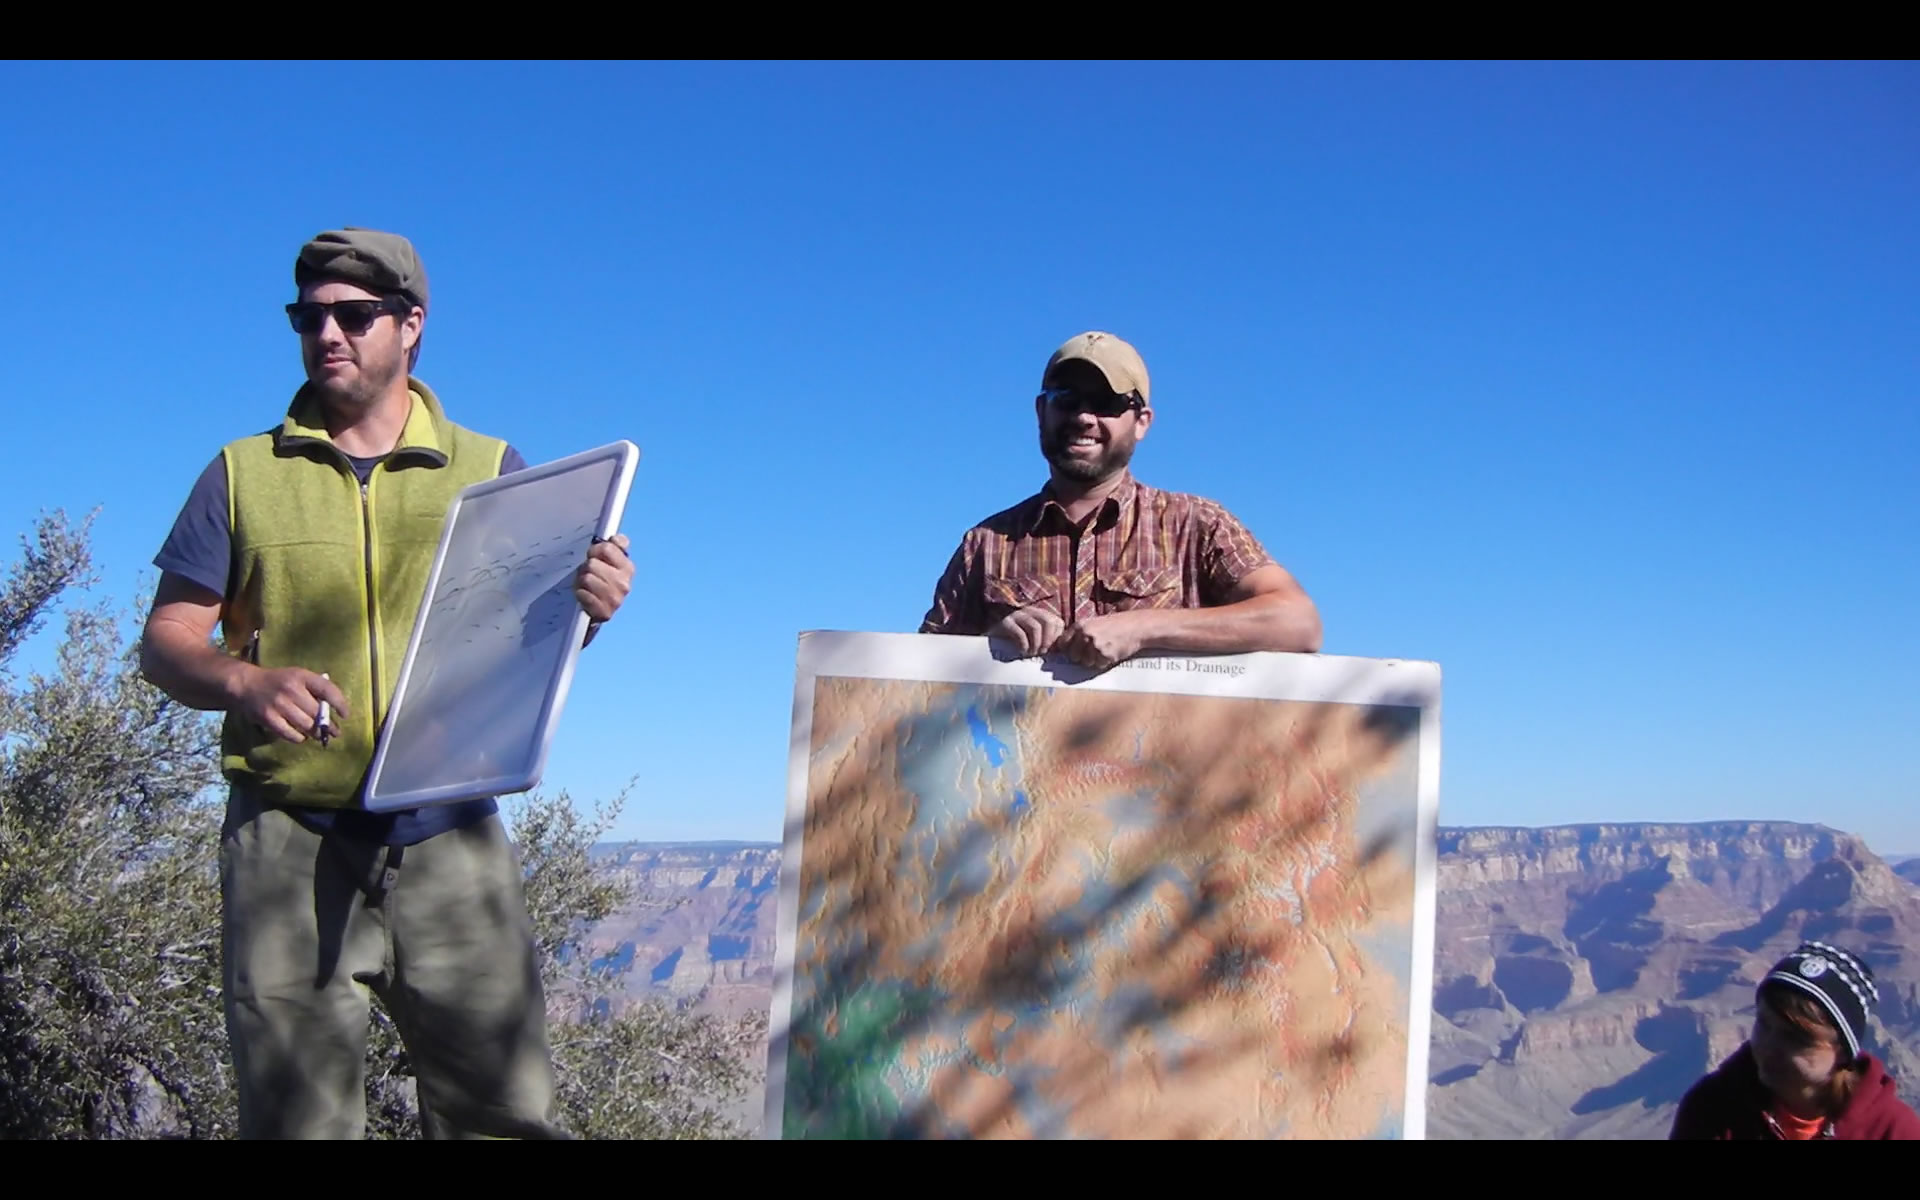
left=920, top=331, right=1322, bottom=671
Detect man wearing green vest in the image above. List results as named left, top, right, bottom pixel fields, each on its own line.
left=139, top=228, right=633, bottom=1139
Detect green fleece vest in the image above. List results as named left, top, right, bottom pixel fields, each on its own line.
left=220, top=379, right=508, bottom=808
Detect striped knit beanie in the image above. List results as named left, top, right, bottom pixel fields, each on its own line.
left=1762, top=941, right=1880, bottom=1061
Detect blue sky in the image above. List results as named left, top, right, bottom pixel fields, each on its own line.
left=1, top=61, right=1914, bottom=854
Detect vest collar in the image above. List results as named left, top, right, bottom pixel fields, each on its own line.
left=277, top=376, right=451, bottom=467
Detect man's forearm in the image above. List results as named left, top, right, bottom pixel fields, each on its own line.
left=140, top=620, right=251, bottom=712
left=1137, top=593, right=1323, bottom=655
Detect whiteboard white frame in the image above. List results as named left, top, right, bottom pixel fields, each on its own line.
left=362, top=439, right=640, bottom=812
left=764, top=631, right=1442, bottom=1140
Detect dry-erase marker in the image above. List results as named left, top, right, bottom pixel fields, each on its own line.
left=316, top=674, right=332, bottom=747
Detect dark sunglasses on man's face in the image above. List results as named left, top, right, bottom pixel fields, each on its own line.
left=285, top=298, right=407, bottom=336
left=1040, top=385, right=1143, bottom=419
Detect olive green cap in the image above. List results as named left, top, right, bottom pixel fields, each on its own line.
left=294, top=227, right=429, bottom=310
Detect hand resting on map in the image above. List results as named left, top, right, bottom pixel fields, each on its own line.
left=987, top=605, right=1150, bottom=672
left=985, top=569, right=1322, bottom=670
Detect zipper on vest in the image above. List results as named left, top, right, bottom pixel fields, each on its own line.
left=360, top=477, right=380, bottom=728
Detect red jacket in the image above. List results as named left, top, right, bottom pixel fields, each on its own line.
left=1671, top=1043, right=1920, bottom=1140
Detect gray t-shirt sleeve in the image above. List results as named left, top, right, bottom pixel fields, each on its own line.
left=152, top=443, right=528, bottom=602
left=153, top=453, right=231, bottom=599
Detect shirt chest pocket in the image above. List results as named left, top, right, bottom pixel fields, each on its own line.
left=1095, top=563, right=1181, bottom=610
left=982, top=572, right=1062, bottom=616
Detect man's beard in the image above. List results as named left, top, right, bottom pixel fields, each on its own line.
left=1041, top=425, right=1134, bottom=481
left=312, top=352, right=401, bottom=408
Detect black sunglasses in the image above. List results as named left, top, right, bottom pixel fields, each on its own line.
left=1040, top=385, right=1144, bottom=419
left=285, top=297, right=409, bottom=336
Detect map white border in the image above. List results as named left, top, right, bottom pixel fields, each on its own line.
left=764, top=629, right=1443, bottom=1140
left=363, top=439, right=640, bottom=812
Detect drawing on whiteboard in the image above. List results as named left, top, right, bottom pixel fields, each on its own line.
left=413, top=517, right=597, bottom=663
left=403, top=519, right=596, bottom=717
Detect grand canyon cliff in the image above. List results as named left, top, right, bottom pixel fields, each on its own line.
left=583, top=842, right=780, bottom=1024
left=581, top=822, right=1920, bottom=1139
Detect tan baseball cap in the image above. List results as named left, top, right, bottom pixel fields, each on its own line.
left=1043, top=331, right=1151, bottom=406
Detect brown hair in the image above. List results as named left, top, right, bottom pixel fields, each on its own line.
left=1759, top=980, right=1865, bottom=1116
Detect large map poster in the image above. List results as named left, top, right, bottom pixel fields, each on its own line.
left=765, top=632, right=1441, bottom=1140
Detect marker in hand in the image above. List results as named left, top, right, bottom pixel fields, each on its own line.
left=317, top=673, right=332, bottom=747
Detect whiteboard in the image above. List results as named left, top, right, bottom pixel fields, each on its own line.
left=363, top=440, right=639, bottom=812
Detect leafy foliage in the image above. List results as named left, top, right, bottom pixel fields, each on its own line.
left=0, top=511, right=232, bottom=1139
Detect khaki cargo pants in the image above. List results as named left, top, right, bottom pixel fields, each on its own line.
left=219, top=787, right=569, bottom=1139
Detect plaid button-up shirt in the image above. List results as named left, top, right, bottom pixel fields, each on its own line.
left=919, top=473, right=1277, bottom=636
